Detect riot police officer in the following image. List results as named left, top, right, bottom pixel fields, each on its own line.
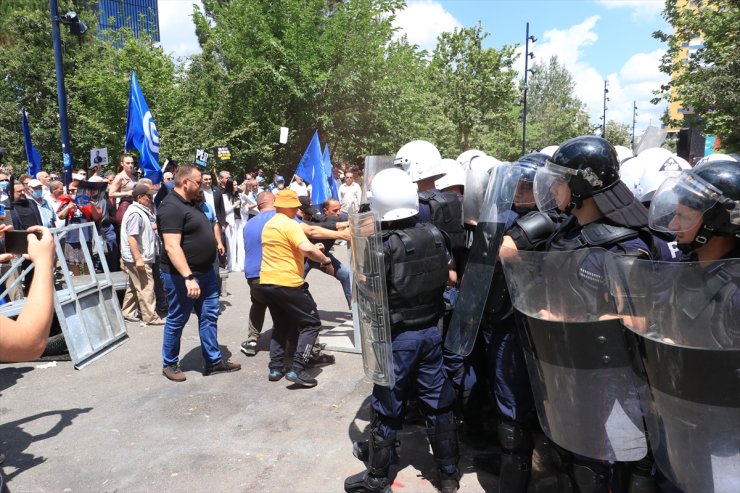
left=527, top=136, right=657, bottom=492
left=345, top=168, right=460, bottom=493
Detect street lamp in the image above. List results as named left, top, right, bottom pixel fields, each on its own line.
left=49, top=1, right=88, bottom=185
left=601, top=80, right=609, bottom=137
left=631, top=101, right=638, bottom=151
left=522, top=22, right=537, bottom=155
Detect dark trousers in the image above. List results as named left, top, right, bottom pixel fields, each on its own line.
left=247, top=277, right=267, bottom=342
left=260, top=283, right=322, bottom=372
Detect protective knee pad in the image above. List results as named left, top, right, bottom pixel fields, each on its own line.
left=497, top=421, right=533, bottom=493
left=572, top=461, right=609, bottom=493
left=426, top=413, right=459, bottom=470
left=367, top=413, right=398, bottom=477
left=497, top=420, right=533, bottom=454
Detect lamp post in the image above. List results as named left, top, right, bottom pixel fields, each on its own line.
left=601, top=80, right=609, bottom=138
left=631, top=101, right=638, bottom=151
left=522, top=22, right=536, bottom=155
left=49, top=0, right=87, bottom=186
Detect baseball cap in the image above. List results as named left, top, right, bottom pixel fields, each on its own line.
left=276, top=175, right=285, bottom=182
left=27, top=179, right=43, bottom=188
left=132, top=184, right=154, bottom=199
left=273, top=189, right=301, bottom=208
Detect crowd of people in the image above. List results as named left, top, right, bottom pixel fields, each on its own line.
left=1, top=137, right=738, bottom=493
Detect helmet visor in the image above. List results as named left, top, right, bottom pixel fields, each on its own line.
left=648, top=173, right=720, bottom=233
left=534, top=165, right=571, bottom=212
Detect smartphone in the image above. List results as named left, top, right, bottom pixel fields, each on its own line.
left=2, top=230, right=42, bottom=255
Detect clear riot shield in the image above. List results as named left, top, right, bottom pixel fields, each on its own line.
left=607, top=257, right=740, bottom=493
left=361, top=156, right=395, bottom=204
left=445, top=163, right=522, bottom=356
left=349, top=210, right=395, bottom=387
left=462, top=167, right=492, bottom=225
left=500, top=248, right=648, bottom=462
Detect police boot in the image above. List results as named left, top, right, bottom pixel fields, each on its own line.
left=353, top=439, right=400, bottom=465
left=572, top=460, right=610, bottom=493
left=496, top=420, right=533, bottom=493
left=546, top=440, right=575, bottom=493
left=426, top=417, right=460, bottom=493
left=344, top=430, right=394, bottom=493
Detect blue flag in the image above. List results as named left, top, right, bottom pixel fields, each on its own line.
left=22, top=108, right=41, bottom=177
left=125, top=71, right=161, bottom=183
left=323, top=144, right=339, bottom=200
left=295, top=130, right=330, bottom=206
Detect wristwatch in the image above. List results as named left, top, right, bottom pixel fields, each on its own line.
left=185, top=274, right=195, bottom=281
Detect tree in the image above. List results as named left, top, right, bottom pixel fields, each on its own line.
left=430, top=24, right=519, bottom=155
left=604, top=120, right=632, bottom=148
left=653, top=0, right=740, bottom=151
left=524, top=55, right=592, bottom=151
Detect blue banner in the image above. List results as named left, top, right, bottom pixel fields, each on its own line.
left=323, top=144, right=339, bottom=200
left=22, top=108, right=41, bottom=177
left=295, top=130, right=330, bottom=206
left=125, top=71, right=162, bottom=184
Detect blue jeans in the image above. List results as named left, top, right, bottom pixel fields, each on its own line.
left=161, top=268, right=222, bottom=368
left=305, top=252, right=352, bottom=308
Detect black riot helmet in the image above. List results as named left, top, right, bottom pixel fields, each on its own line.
left=534, top=136, right=648, bottom=227
left=515, top=152, right=549, bottom=182
left=650, top=159, right=740, bottom=252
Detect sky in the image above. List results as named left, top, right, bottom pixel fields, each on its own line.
left=158, top=0, right=672, bottom=137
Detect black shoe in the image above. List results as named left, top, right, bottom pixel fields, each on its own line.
left=439, top=471, right=459, bottom=493
left=285, top=369, right=317, bottom=387
left=344, top=470, right=392, bottom=493
left=307, top=352, right=335, bottom=367
left=268, top=368, right=286, bottom=382
left=240, top=340, right=258, bottom=357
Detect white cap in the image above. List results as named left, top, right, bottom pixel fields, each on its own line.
left=27, top=179, right=43, bottom=188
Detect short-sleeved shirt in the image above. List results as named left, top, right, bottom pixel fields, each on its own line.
left=157, top=190, right=217, bottom=275
left=243, top=210, right=276, bottom=279
left=260, top=212, right=310, bottom=287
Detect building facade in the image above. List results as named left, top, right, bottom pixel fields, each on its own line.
left=97, top=0, right=159, bottom=42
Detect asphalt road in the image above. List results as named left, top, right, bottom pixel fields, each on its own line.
left=0, top=245, right=556, bottom=492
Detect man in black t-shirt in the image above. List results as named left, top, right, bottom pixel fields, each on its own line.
left=156, top=164, right=241, bottom=382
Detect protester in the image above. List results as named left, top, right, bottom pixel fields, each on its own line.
left=260, top=189, right=334, bottom=387
left=27, top=179, right=56, bottom=229
left=156, top=164, right=240, bottom=382
left=109, top=153, right=137, bottom=225
left=120, top=184, right=165, bottom=326
left=339, top=170, right=361, bottom=214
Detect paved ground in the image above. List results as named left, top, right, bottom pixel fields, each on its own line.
left=0, top=246, right=556, bottom=493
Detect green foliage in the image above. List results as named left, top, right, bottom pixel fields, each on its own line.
left=653, top=0, right=740, bottom=151
left=604, top=120, right=632, bottom=148
left=523, top=56, right=592, bottom=153
left=430, top=24, right=519, bottom=156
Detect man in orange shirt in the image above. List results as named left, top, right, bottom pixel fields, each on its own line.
left=260, top=189, right=335, bottom=387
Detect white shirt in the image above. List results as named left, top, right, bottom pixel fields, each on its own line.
left=290, top=181, right=308, bottom=197
left=202, top=188, right=216, bottom=212
left=339, top=181, right=362, bottom=213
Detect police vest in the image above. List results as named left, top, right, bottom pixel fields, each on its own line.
left=384, top=224, right=449, bottom=331
left=418, top=190, right=466, bottom=266
left=547, top=216, right=659, bottom=259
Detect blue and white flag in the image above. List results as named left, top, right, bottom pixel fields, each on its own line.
left=125, top=71, right=161, bottom=183
left=323, top=144, right=339, bottom=200
left=295, top=130, right=330, bottom=206
left=22, top=108, right=41, bottom=177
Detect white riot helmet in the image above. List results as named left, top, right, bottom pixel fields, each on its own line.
left=619, top=156, right=643, bottom=198
left=614, top=145, right=634, bottom=165
left=394, top=140, right=444, bottom=183
left=369, top=168, right=419, bottom=221
left=435, top=159, right=465, bottom=192
left=639, top=153, right=690, bottom=204
left=456, top=149, right=486, bottom=170
left=695, top=153, right=739, bottom=166
left=540, top=145, right=559, bottom=157
left=469, top=154, right=501, bottom=172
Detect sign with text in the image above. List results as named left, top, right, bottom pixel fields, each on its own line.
left=90, top=147, right=109, bottom=168
left=214, top=146, right=232, bottom=164
left=195, top=148, right=209, bottom=167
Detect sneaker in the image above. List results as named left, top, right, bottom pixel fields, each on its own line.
left=204, top=360, right=242, bottom=376
left=123, top=315, right=139, bottom=323
left=307, top=352, right=335, bottom=368
left=285, top=369, right=317, bottom=387
left=268, top=368, right=286, bottom=382
left=162, top=364, right=186, bottom=382
left=146, top=318, right=166, bottom=326
left=240, top=340, right=258, bottom=357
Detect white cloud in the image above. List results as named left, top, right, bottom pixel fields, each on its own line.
left=517, top=16, right=667, bottom=136
left=392, top=0, right=461, bottom=52
left=158, top=0, right=203, bottom=59
left=596, top=0, right=664, bottom=20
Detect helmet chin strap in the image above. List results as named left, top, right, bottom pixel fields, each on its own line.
left=564, top=194, right=582, bottom=214
left=678, top=223, right=716, bottom=254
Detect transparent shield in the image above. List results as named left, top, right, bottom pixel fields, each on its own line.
left=362, top=156, right=396, bottom=204
left=463, top=167, right=492, bottom=225
left=607, top=257, right=740, bottom=492
left=445, top=163, right=524, bottom=356
left=501, top=248, right=649, bottom=461
left=349, top=210, right=395, bottom=387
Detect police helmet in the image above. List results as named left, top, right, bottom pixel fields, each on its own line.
left=650, top=160, right=740, bottom=249
left=540, top=145, right=558, bottom=157
left=514, top=152, right=549, bottom=182
left=369, top=168, right=419, bottom=221
left=394, top=140, right=444, bottom=183
left=639, top=153, right=690, bottom=204
left=534, top=136, right=647, bottom=226
left=614, top=145, right=634, bottom=165
left=456, top=149, right=486, bottom=170
left=434, top=159, right=465, bottom=192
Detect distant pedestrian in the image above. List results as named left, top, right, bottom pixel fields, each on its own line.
left=339, top=171, right=361, bottom=213
left=156, top=164, right=241, bottom=382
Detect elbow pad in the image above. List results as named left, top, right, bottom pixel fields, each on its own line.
left=509, top=211, right=556, bottom=251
